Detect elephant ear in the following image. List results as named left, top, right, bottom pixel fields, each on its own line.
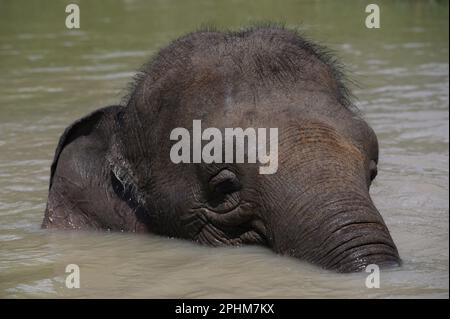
left=48, top=106, right=115, bottom=189
left=43, top=105, right=152, bottom=232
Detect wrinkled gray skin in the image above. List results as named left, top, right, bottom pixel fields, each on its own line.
left=43, top=27, right=401, bottom=272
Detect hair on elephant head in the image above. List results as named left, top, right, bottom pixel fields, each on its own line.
left=43, top=25, right=401, bottom=272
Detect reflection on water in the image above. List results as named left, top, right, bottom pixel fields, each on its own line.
left=0, top=0, right=448, bottom=298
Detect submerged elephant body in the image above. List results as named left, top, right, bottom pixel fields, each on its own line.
left=43, top=26, right=400, bottom=272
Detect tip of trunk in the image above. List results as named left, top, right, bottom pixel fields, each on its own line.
left=330, top=245, right=402, bottom=273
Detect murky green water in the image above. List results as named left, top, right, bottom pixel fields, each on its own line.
left=0, top=0, right=448, bottom=298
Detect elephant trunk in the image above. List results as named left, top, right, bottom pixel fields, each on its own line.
left=266, top=189, right=401, bottom=272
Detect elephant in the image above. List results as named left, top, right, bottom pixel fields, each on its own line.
left=42, top=26, right=401, bottom=272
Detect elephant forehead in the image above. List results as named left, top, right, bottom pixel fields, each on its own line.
left=278, top=121, right=366, bottom=161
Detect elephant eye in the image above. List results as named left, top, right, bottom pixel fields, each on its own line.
left=209, top=169, right=241, bottom=195
left=369, top=160, right=378, bottom=181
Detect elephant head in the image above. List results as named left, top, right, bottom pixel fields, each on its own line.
left=43, top=26, right=400, bottom=272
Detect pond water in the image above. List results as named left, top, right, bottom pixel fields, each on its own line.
left=0, top=0, right=448, bottom=298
